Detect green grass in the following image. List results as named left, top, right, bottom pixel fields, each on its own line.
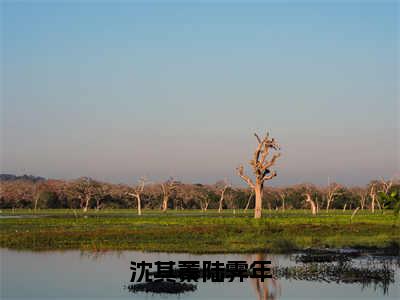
left=0, top=209, right=399, bottom=253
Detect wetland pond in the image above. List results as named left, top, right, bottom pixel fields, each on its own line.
left=1, top=249, right=399, bottom=300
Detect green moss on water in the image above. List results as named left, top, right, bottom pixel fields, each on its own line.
left=0, top=209, right=398, bottom=253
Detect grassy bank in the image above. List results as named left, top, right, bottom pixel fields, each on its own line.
left=0, top=209, right=399, bottom=253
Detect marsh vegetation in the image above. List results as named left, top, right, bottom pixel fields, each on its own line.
left=1, top=209, right=398, bottom=253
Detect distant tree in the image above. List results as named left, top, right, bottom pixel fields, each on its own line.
left=351, top=186, right=368, bottom=210
left=225, top=188, right=235, bottom=214
left=368, top=182, right=380, bottom=213
left=0, top=180, right=36, bottom=209
left=40, top=190, right=60, bottom=208
left=378, top=177, right=400, bottom=217
left=127, top=177, right=147, bottom=216
left=380, top=177, right=393, bottom=194
left=161, top=177, right=178, bottom=211
left=107, top=183, right=130, bottom=209
left=324, top=179, right=342, bottom=212
left=303, top=185, right=318, bottom=215
left=277, top=188, right=287, bottom=212
left=195, top=185, right=212, bottom=212
left=233, top=188, right=250, bottom=210
left=305, top=194, right=317, bottom=215
left=216, top=179, right=230, bottom=213
left=68, top=177, right=103, bottom=212
left=175, top=183, right=200, bottom=210
left=380, top=190, right=400, bottom=217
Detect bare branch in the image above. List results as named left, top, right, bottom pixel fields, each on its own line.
left=127, top=192, right=139, bottom=199
left=254, top=133, right=262, bottom=143
left=263, top=171, right=277, bottom=181
left=236, top=165, right=255, bottom=188
left=261, top=153, right=281, bottom=173
left=380, top=177, right=393, bottom=194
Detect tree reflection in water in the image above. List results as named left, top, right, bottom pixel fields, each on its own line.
left=247, top=253, right=281, bottom=300
left=80, top=249, right=125, bottom=261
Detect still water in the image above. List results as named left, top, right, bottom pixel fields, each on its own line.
left=1, top=249, right=399, bottom=300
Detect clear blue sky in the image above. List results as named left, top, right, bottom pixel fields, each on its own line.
left=1, top=1, right=398, bottom=186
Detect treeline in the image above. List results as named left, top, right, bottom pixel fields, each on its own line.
left=0, top=175, right=398, bottom=212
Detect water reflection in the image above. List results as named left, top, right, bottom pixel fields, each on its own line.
left=1, top=249, right=399, bottom=299
left=247, top=253, right=281, bottom=300
left=79, top=249, right=125, bottom=261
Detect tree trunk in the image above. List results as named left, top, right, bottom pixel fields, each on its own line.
left=244, top=192, right=253, bottom=212
left=137, top=195, right=142, bottom=216
left=162, top=196, right=168, bottom=212
left=376, top=198, right=382, bottom=211
left=83, top=195, right=90, bottom=212
left=34, top=197, right=38, bottom=211
left=254, top=183, right=263, bottom=219
left=218, top=188, right=226, bottom=213
left=326, top=200, right=331, bottom=212
left=306, top=194, right=317, bottom=215
left=371, top=194, right=375, bottom=213
left=200, top=200, right=205, bottom=212
left=95, top=199, right=99, bottom=211
left=218, top=197, right=224, bottom=213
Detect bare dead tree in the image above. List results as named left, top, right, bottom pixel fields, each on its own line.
left=224, top=188, right=238, bottom=215
left=161, top=177, right=177, bottom=212
left=127, top=177, right=146, bottom=216
left=94, top=184, right=108, bottom=211
left=244, top=190, right=254, bottom=213
left=369, top=184, right=377, bottom=213
left=375, top=177, right=396, bottom=211
left=200, top=195, right=210, bottom=212
left=68, top=177, right=102, bottom=213
left=315, top=196, right=320, bottom=213
left=278, top=190, right=287, bottom=212
left=353, top=187, right=368, bottom=210
left=367, top=178, right=393, bottom=213
left=236, top=131, right=281, bottom=219
left=305, top=193, right=317, bottom=215
left=325, top=179, right=341, bottom=212
left=217, top=179, right=230, bottom=213
left=380, top=177, right=393, bottom=194
left=195, top=186, right=211, bottom=212
left=33, top=183, right=40, bottom=212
